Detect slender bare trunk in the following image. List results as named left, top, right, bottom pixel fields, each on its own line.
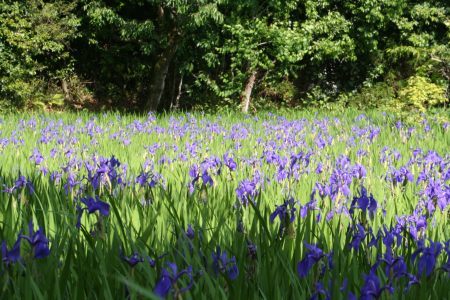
left=170, top=66, right=177, bottom=110
left=241, top=69, right=258, bottom=113
left=145, top=25, right=180, bottom=112
left=61, top=78, right=69, bottom=101
left=174, top=73, right=183, bottom=112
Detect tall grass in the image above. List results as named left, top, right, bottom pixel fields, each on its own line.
left=1, top=109, right=450, bottom=299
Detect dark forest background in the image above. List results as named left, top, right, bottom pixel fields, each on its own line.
left=0, top=0, right=449, bottom=114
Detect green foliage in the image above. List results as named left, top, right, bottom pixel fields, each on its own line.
left=348, top=82, right=395, bottom=110
left=386, top=13, right=449, bottom=96
left=0, top=0, right=81, bottom=112
left=185, top=89, right=231, bottom=113
left=387, top=75, right=447, bottom=123
left=200, top=14, right=307, bottom=102
left=302, top=86, right=332, bottom=111
left=263, top=80, right=297, bottom=102
left=0, top=0, right=449, bottom=113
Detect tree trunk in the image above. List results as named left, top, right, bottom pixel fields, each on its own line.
left=145, top=26, right=180, bottom=112
left=241, top=69, right=258, bottom=114
left=174, top=73, right=183, bottom=112
left=61, top=78, right=70, bottom=101
left=170, top=66, right=177, bottom=110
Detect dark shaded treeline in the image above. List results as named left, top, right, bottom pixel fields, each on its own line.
left=0, top=0, right=449, bottom=113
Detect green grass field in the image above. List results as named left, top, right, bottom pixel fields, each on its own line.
left=1, top=109, right=450, bottom=300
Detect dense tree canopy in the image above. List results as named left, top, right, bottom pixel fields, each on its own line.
left=0, top=0, right=449, bottom=113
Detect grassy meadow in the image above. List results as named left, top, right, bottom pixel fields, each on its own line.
left=1, top=110, right=450, bottom=300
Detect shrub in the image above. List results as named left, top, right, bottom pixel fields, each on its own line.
left=387, top=76, right=447, bottom=123
left=347, top=82, right=395, bottom=110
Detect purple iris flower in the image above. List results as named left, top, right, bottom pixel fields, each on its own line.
left=326, top=210, right=334, bottom=222
left=178, top=224, right=202, bottom=252
left=378, top=225, right=402, bottom=249
left=276, top=168, right=288, bottom=181
left=147, top=256, right=156, bottom=268
left=408, top=210, right=427, bottom=241
left=310, top=281, right=331, bottom=300
left=19, top=218, right=50, bottom=259
left=96, top=161, right=110, bottom=175
left=424, top=179, right=447, bottom=211
left=353, top=163, right=367, bottom=180
left=444, top=168, right=450, bottom=181
left=301, top=200, right=322, bottom=222
left=391, top=149, right=402, bottom=161
left=136, top=171, right=157, bottom=188
left=76, top=195, right=110, bottom=229
left=377, top=249, right=406, bottom=278
left=263, top=150, right=279, bottom=165
left=223, top=153, right=237, bottom=171
left=437, top=239, right=450, bottom=275
left=186, top=224, right=195, bottom=240
left=84, top=170, right=100, bottom=191
left=1, top=234, right=22, bottom=269
left=14, top=175, right=34, bottom=195
left=29, top=148, right=45, bottom=165
left=347, top=224, right=370, bottom=253
left=212, top=247, right=239, bottom=280
left=237, top=218, right=244, bottom=233
left=201, top=170, right=213, bottom=187
left=310, top=279, right=356, bottom=300
left=65, top=148, right=76, bottom=159
left=360, top=262, right=394, bottom=299
left=392, top=260, right=407, bottom=279
left=411, top=239, right=444, bottom=277
left=349, top=186, right=377, bottom=219
left=412, top=147, right=422, bottom=158
left=329, top=169, right=351, bottom=196
left=119, top=248, right=145, bottom=268
left=316, top=137, right=326, bottom=149
left=64, top=174, right=82, bottom=196
left=416, top=172, right=428, bottom=186
left=246, top=237, right=258, bottom=261
left=399, top=166, right=414, bottom=184
left=86, top=156, right=123, bottom=188
left=369, top=127, right=380, bottom=141
left=403, top=273, right=420, bottom=294
left=315, top=162, right=324, bottom=175
left=419, top=197, right=436, bottom=217
left=297, top=241, right=333, bottom=278
left=185, top=224, right=202, bottom=240
left=235, top=180, right=258, bottom=204
left=311, top=182, right=328, bottom=201
left=50, top=147, right=59, bottom=158
left=2, top=185, right=16, bottom=194
left=289, top=152, right=303, bottom=170
left=154, top=263, right=194, bottom=298
left=270, top=199, right=296, bottom=237
left=188, top=166, right=213, bottom=194
left=189, top=165, right=199, bottom=180
left=365, top=227, right=383, bottom=249
left=386, top=166, right=413, bottom=187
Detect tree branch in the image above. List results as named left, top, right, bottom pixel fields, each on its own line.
left=430, top=53, right=445, bottom=63
left=430, top=57, right=444, bottom=63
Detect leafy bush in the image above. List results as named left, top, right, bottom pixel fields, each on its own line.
left=301, top=86, right=332, bottom=111
left=0, top=0, right=80, bottom=112
left=255, top=79, right=298, bottom=111
left=387, top=76, right=447, bottom=123
left=347, top=82, right=395, bottom=110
